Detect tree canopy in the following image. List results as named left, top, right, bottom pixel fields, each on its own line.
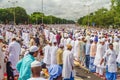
left=0, top=7, right=75, bottom=24
left=77, top=0, right=120, bottom=28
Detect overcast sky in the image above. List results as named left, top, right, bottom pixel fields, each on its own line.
left=0, top=0, right=111, bottom=20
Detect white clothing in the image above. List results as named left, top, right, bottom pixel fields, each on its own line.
left=44, top=29, right=50, bottom=40
left=105, top=41, right=110, bottom=51
left=62, top=50, right=74, bottom=79
left=8, top=41, right=21, bottom=72
left=64, top=39, right=67, bottom=49
left=66, top=38, right=71, bottom=44
left=104, top=41, right=109, bottom=52
left=103, top=49, right=117, bottom=72
left=25, top=33, right=30, bottom=47
left=22, top=32, right=25, bottom=41
left=113, top=42, right=119, bottom=55
left=74, top=40, right=79, bottom=58
left=117, top=51, right=120, bottom=63
left=70, top=40, right=75, bottom=54
left=28, top=77, right=46, bottom=80
left=22, top=32, right=30, bottom=47
left=94, top=44, right=105, bottom=67
left=51, top=46, right=58, bottom=64
left=60, top=37, right=64, bottom=45
left=96, top=67, right=103, bottom=75
left=50, top=32, right=54, bottom=44
left=5, top=31, right=9, bottom=42
left=12, top=33, right=16, bottom=39
left=85, top=35, right=90, bottom=43
left=43, top=45, right=51, bottom=65
left=8, top=32, right=13, bottom=43
left=109, top=37, right=113, bottom=43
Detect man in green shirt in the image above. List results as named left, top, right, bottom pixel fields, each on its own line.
left=16, top=46, right=39, bottom=80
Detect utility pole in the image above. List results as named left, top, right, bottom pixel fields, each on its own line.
left=8, top=1, right=18, bottom=26
left=42, top=0, right=44, bottom=24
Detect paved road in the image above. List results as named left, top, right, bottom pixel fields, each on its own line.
left=75, top=66, right=102, bottom=80
left=75, top=66, right=120, bottom=80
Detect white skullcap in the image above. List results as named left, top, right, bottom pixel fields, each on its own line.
left=0, top=36, right=3, bottom=40
left=90, top=37, right=93, bottom=41
left=102, top=38, right=106, bottom=41
left=31, top=60, right=41, bottom=68
left=77, top=37, right=81, bottom=40
left=58, top=31, right=61, bottom=33
left=80, top=36, right=84, bottom=39
left=59, top=44, right=64, bottom=47
left=99, top=38, right=105, bottom=42
left=75, top=33, right=78, bottom=38
left=114, top=33, right=117, bottom=36
left=53, top=39, right=57, bottom=43
left=65, top=33, right=68, bottom=38
left=114, top=38, right=119, bottom=42
left=29, top=46, right=39, bottom=52
left=91, top=33, right=94, bottom=36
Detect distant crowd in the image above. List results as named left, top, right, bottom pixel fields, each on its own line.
left=0, top=24, right=120, bottom=80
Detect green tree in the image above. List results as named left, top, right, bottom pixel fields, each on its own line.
left=77, top=0, right=120, bottom=28
left=0, top=7, right=75, bottom=24
left=30, top=12, right=44, bottom=24
left=7, top=7, right=28, bottom=24
left=0, top=9, right=13, bottom=24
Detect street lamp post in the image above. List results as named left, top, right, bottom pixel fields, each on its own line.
left=47, top=9, right=53, bottom=24
left=84, top=4, right=90, bottom=27
left=41, top=0, right=44, bottom=24
left=45, top=9, right=53, bottom=24
left=8, top=1, right=18, bottom=26
left=88, top=5, right=90, bottom=27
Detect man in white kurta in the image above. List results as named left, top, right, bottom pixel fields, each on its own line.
left=51, top=42, right=58, bottom=64
left=100, top=43, right=117, bottom=80
left=117, top=51, right=120, bottom=64
left=43, top=42, right=52, bottom=68
left=64, top=38, right=67, bottom=49
left=44, top=28, right=50, bottom=41
left=74, top=38, right=80, bottom=60
left=105, top=38, right=111, bottom=52
left=94, top=39, right=105, bottom=76
left=8, top=38, right=21, bottom=76
left=70, top=38, right=75, bottom=54
left=113, top=38, right=119, bottom=55
left=24, top=32, right=30, bottom=47
left=5, top=30, right=10, bottom=43
left=66, top=37, right=72, bottom=45
left=60, top=37, right=64, bottom=45
left=49, top=32, right=54, bottom=44
left=0, top=36, right=4, bottom=80
left=62, top=44, right=74, bottom=80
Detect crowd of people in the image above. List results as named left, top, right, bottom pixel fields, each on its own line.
left=0, top=24, right=120, bottom=80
